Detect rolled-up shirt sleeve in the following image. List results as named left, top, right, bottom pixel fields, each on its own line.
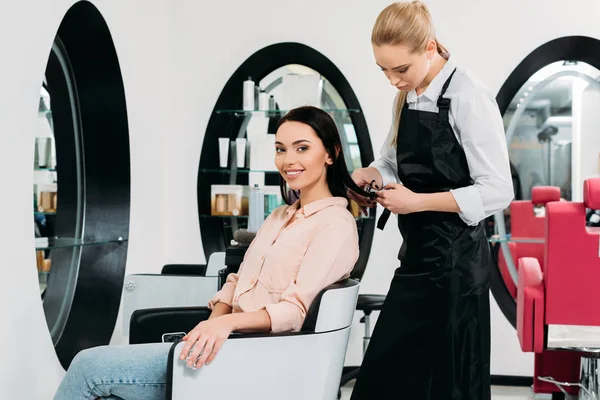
left=370, top=93, right=400, bottom=187
left=450, top=84, right=514, bottom=226
left=265, top=218, right=359, bottom=333
left=207, top=272, right=238, bottom=309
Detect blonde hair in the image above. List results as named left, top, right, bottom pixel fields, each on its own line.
left=372, top=1, right=448, bottom=146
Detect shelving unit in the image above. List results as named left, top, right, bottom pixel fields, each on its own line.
left=34, top=88, right=58, bottom=296
left=34, top=89, right=130, bottom=299
left=198, top=107, right=372, bottom=247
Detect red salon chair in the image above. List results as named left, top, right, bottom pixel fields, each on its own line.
left=517, top=178, right=600, bottom=399
left=498, top=187, right=580, bottom=397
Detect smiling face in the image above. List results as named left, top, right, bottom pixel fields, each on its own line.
left=275, top=121, right=333, bottom=194
left=373, top=41, right=436, bottom=92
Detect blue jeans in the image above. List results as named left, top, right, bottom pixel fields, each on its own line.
left=53, top=343, right=173, bottom=400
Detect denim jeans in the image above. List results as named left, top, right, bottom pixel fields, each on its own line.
left=53, top=343, right=174, bottom=400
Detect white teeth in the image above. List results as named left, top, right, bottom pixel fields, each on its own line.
left=287, top=171, right=302, bottom=176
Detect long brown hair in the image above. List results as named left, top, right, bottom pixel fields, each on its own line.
left=372, top=1, right=449, bottom=145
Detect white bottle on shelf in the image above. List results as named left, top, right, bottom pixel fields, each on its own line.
left=243, top=77, right=255, bottom=111
left=258, top=90, right=269, bottom=111
left=248, top=184, right=265, bottom=232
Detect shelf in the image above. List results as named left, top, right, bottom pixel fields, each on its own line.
left=35, top=236, right=128, bottom=251
left=488, top=235, right=544, bottom=244
left=199, top=168, right=280, bottom=174
left=215, top=108, right=360, bottom=116
left=35, top=167, right=56, bottom=172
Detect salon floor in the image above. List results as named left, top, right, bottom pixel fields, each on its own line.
left=339, top=383, right=538, bottom=399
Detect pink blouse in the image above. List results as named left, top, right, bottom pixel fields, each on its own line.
left=208, top=197, right=359, bottom=333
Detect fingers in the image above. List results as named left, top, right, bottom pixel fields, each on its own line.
left=188, top=336, right=207, bottom=368
left=179, top=330, right=199, bottom=361
left=206, top=339, right=225, bottom=365
left=195, top=338, right=215, bottom=368
left=351, top=169, right=369, bottom=185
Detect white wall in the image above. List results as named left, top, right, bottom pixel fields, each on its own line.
left=2, top=0, right=600, bottom=398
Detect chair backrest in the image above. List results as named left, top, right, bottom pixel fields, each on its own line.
left=511, top=186, right=561, bottom=238
left=498, top=186, right=561, bottom=297
left=301, top=279, right=359, bottom=333
left=544, top=178, right=600, bottom=326
left=205, top=252, right=226, bottom=276
left=512, top=186, right=561, bottom=266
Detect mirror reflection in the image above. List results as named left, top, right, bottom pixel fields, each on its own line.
left=259, top=64, right=362, bottom=172
left=495, top=60, right=600, bottom=289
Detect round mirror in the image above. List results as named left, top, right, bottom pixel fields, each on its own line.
left=504, top=61, right=600, bottom=202
left=35, top=2, right=131, bottom=368
left=490, top=36, right=600, bottom=326
left=197, top=43, right=375, bottom=275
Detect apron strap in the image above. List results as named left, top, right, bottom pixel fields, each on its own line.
left=377, top=68, right=457, bottom=231
left=436, top=68, right=457, bottom=122
left=377, top=208, right=391, bottom=230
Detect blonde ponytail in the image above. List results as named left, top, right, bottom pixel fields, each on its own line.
left=373, top=1, right=448, bottom=146
left=392, top=91, right=408, bottom=146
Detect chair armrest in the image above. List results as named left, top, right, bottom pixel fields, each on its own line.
left=517, top=257, right=545, bottom=353
left=168, top=328, right=351, bottom=400
left=122, top=274, right=219, bottom=336
left=161, top=264, right=207, bottom=276
left=130, top=306, right=212, bottom=344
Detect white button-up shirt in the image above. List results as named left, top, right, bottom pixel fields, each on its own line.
left=371, top=56, right=514, bottom=226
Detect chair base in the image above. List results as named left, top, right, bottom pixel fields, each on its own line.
left=579, top=353, right=599, bottom=400
left=538, top=350, right=600, bottom=400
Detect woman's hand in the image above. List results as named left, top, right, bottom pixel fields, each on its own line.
left=348, top=168, right=381, bottom=215
left=376, top=183, right=423, bottom=214
left=179, top=317, right=234, bottom=368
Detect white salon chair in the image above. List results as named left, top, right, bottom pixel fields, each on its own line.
left=163, top=279, right=359, bottom=400
left=121, top=252, right=225, bottom=339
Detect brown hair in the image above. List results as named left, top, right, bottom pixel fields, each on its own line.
left=372, top=1, right=448, bottom=145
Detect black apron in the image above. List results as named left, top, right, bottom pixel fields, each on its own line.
left=350, top=70, right=492, bottom=400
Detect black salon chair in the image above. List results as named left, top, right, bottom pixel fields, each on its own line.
left=122, top=253, right=225, bottom=339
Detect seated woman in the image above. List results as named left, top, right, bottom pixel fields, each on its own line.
left=54, top=106, right=372, bottom=400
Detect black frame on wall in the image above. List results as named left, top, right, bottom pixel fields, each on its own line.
left=197, top=42, right=376, bottom=275
left=42, top=1, right=130, bottom=368
left=491, top=35, right=600, bottom=328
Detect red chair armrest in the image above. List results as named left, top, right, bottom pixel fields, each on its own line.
left=517, top=257, right=545, bottom=353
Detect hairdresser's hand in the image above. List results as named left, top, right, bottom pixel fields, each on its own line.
left=376, top=183, right=423, bottom=215
left=179, top=317, right=233, bottom=368
left=348, top=168, right=380, bottom=214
